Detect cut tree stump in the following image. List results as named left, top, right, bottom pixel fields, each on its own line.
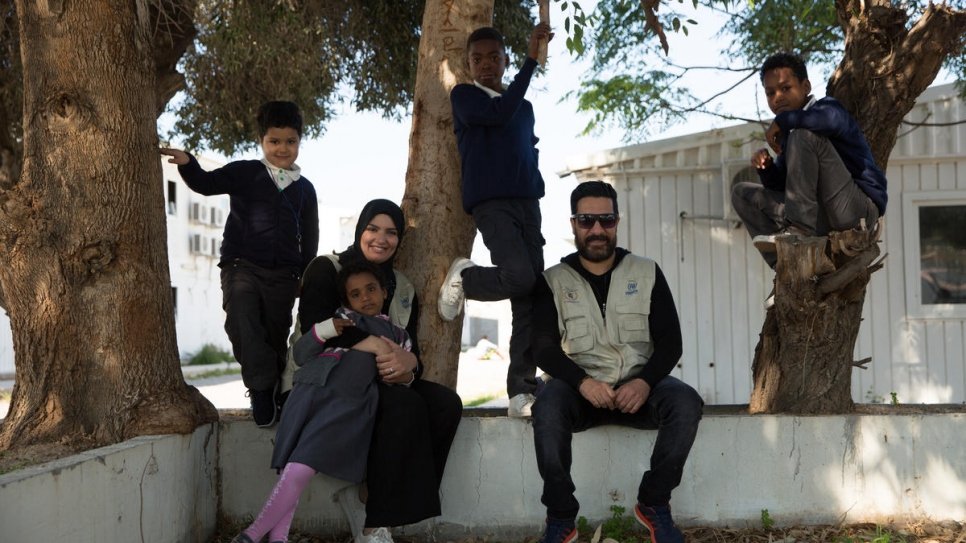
left=749, top=223, right=885, bottom=414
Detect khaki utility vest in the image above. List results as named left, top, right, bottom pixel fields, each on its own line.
left=280, top=254, right=415, bottom=393
left=543, top=255, right=656, bottom=385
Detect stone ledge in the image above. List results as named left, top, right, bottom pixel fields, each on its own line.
left=2, top=410, right=963, bottom=542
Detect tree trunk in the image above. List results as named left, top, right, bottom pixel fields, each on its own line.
left=0, top=0, right=215, bottom=451
left=750, top=229, right=883, bottom=414
left=397, top=0, right=494, bottom=388
left=749, top=2, right=964, bottom=414
left=828, top=1, right=965, bottom=167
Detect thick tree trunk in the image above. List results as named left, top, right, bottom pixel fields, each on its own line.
left=749, top=2, right=963, bottom=413
left=828, top=1, right=966, bottom=167
left=397, top=0, right=494, bottom=388
left=750, top=229, right=883, bottom=414
left=0, top=0, right=215, bottom=451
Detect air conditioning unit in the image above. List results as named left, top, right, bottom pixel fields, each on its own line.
left=721, top=159, right=759, bottom=220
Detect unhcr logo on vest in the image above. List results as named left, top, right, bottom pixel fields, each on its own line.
left=564, top=288, right=580, bottom=302
left=625, top=280, right=638, bottom=296
left=400, top=296, right=411, bottom=309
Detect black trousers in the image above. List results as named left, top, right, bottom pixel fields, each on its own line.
left=463, top=198, right=545, bottom=397
left=533, top=376, right=703, bottom=520
left=364, top=379, right=463, bottom=527
left=220, top=259, right=299, bottom=392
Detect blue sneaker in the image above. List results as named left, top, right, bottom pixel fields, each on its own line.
left=539, top=518, right=577, bottom=543
left=634, top=503, right=684, bottom=543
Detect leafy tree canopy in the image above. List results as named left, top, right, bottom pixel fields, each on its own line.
left=563, top=0, right=964, bottom=141
left=172, top=0, right=534, bottom=155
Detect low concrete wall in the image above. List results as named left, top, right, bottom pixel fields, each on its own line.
left=221, top=410, right=966, bottom=540
left=1, top=411, right=962, bottom=542
left=0, top=423, right=218, bottom=543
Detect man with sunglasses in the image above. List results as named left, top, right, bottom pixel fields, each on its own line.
left=529, top=181, right=703, bottom=543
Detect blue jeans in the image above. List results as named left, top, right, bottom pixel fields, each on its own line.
left=532, top=376, right=703, bottom=519
left=463, top=198, right=545, bottom=396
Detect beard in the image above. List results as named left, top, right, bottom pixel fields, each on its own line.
left=576, top=233, right=616, bottom=263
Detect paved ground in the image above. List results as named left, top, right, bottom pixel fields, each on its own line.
left=0, top=345, right=512, bottom=418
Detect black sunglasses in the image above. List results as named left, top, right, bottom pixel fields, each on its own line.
left=571, top=213, right=618, bottom=229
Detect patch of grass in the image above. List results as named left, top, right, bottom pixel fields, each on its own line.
left=890, top=391, right=900, bottom=406
left=578, top=505, right=636, bottom=543
left=464, top=394, right=497, bottom=407
left=188, top=367, right=241, bottom=380
left=186, top=343, right=235, bottom=366
left=761, top=508, right=775, bottom=530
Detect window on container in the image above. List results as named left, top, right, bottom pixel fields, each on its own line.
left=919, top=205, right=966, bottom=305
left=903, top=191, right=966, bottom=319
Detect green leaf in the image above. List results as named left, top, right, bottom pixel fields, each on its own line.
left=561, top=1, right=568, bottom=11
left=672, top=17, right=681, bottom=31
left=565, top=17, right=571, bottom=33
left=682, top=25, right=689, bottom=35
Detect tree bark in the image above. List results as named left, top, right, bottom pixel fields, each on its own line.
left=749, top=2, right=963, bottom=414
left=397, top=0, right=494, bottom=388
left=0, top=0, right=215, bottom=451
left=828, top=1, right=966, bottom=167
left=750, top=229, right=883, bottom=414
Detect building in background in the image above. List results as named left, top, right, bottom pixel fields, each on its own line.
left=560, top=83, right=965, bottom=404
left=0, top=155, right=354, bottom=376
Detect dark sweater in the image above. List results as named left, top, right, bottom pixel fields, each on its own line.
left=758, top=96, right=888, bottom=214
left=451, top=57, right=545, bottom=213
left=531, top=248, right=683, bottom=390
left=178, top=155, right=319, bottom=274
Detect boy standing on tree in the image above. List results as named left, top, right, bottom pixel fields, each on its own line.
left=161, top=101, right=319, bottom=428
left=440, top=23, right=552, bottom=418
left=731, top=53, right=887, bottom=270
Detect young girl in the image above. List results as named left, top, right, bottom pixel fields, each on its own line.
left=232, top=262, right=411, bottom=543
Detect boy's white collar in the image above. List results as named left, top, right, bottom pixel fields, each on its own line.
left=473, top=80, right=502, bottom=98
left=261, top=158, right=301, bottom=190
left=804, top=95, right=817, bottom=110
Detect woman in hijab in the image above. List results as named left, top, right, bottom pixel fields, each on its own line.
left=294, top=199, right=463, bottom=543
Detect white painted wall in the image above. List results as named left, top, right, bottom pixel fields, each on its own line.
left=563, top=83, right=966, bottom=404
left=3, top=413, right=962, bottom=540
left=0, top=424, right=218, bottom=543
left=219, top=412, right=966, bottom=538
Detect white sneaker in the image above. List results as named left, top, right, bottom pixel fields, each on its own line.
left=336, top=484, right=366, bottom=542
left=508, top=393, right=536, bottom=418
left=438, top=257, right=475, bottom=321
left=359, top=527, right=394, bottom=543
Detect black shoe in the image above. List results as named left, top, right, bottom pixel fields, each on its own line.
left=248, top=387, right=278, bottom=428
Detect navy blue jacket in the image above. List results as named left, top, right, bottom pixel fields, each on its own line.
left=758, top=96, right=888, bottom=214
left=451, top=57, right=545, bottom=213
left=178, top=155, right=319, bottom=274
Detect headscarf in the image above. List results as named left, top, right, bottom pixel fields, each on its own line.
left=337, top=199, right=406, bottom=301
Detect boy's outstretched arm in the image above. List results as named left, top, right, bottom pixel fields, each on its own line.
left=528, top=22, right=553, bottom=66
left=160, top=148, right=189, bottom=165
